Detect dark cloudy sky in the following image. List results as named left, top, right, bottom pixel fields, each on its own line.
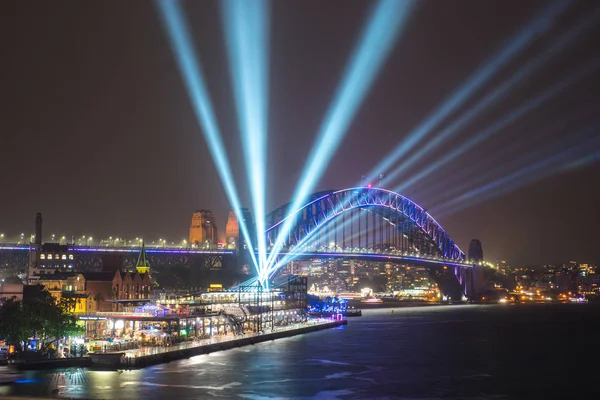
left=1, top=0, right=599, bottom=266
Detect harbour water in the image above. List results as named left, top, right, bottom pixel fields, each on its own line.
left=2, top=303, right=598, bottom=399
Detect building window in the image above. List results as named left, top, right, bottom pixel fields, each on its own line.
left=40, top=254, right=45, bottom=260
left=62, top=254, right=67, bottom=260
left=68, top=254, right=73, bottom=260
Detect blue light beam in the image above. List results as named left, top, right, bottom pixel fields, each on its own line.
left=393, top=50, right=600, bottom=194
left=155, top=0, right=258, bottom=270
left=385, top=3, right=598, bottom=185
left=267, top=210, right=364, bottom=277
left=434, top=134, right=600, bottom=217
left=410, top=104, right=600, bottom=202
left=221, top=0, right=270, bottom=282
left=414, top=107, right=600, bottom=207
left=366, top=0, right=573, bottom=182
left=266, top=0, right=416, bottom=270
left=267, top=210, right=365, bottom=275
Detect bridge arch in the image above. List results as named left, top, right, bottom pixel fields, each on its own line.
left=265, top=187, right=465, bottom=261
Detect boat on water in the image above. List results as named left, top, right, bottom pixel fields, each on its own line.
left=345, top=309, right=362, bottom=317
left=307, top=309, right=362, bottom=318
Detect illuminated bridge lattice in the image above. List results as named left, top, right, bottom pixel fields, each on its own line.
left=265, top=187, right=465, bottom=261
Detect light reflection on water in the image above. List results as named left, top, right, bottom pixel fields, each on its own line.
left=3, top=304, right=599, bottom=399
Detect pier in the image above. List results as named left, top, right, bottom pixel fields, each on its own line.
left=90, top=318, right=346, bottom=368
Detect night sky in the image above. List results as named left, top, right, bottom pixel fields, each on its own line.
left=1, top=0, right=599, bottom=266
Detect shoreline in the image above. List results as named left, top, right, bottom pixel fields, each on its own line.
left=10, top=319, right=347, bottom=371
left=116, top=319, right=347, bottom=369
left=347, top=300, right=450, bottom=309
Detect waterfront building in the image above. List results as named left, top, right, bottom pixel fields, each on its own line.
left=36, top=245, right=153, bottom=314
left=189, top=209, right=218, bottom=248
left=0, top=283, right=24, bottom=302
left=40, top=272, right=88, bottom=313
left=82, top=276, right=308, bottom=342
left=224, top=210, right=240, bottom=249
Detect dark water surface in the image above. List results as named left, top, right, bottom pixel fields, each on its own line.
left=2, top=304, right=599, bottom=399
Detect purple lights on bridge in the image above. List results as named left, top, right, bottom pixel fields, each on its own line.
left=0, top=244, right=234, bottom=255
left=273, top=252, right=472, bottom=268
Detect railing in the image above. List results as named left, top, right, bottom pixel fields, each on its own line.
left=76, top=311, right=157, bottom=318
left=0, top=243, right=235, bottom=255
left=270, top=249, right=471, bottom=265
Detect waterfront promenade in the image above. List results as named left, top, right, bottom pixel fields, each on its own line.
left=94, top=318, right=346, bottom=368
left=121, top=319, right=332, bottom=359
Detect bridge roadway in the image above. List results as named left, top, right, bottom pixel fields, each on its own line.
left=0, top=244, right=234, bottom=255
left=0, top=244, right=478, bottom=299
left=269, top=251, right=473, bottom=267
left=0, top=244, right=472, bottom=269
left=0, top=244, right=235, bottom=270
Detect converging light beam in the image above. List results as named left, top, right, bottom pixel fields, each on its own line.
left=155, top=0, right=258, bottom=269
left=385, top=2, right=597, bottom=185
left=393, top=43, right=600, bottom=194
left=266, top=0, right=416, bottom=270
left=366, top=0, right=572, bottom=182
left=434, top=132, right=600, bottom=217
left=412, top=105, right=600, bottom=205
left=221, top=0, right=270, bottom=284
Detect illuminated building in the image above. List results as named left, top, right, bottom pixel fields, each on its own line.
left=189, top=209, right=218, bottom=247
left=39, top=272, right=88, bottom=313
left=0, top=283, right=23, bottom=302
left=224, top=210, right=240, bottom=249
left=30, top=243, right=75, bottom=279
left=135, top=242, right=151, bottom=275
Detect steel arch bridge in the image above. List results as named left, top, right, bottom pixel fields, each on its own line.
left=263, top=187, right=473, bottom=300
left=266, top=187, right=465, bottom=260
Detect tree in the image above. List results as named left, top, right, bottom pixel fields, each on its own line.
left=0, top=289, right=85, bottom=353
left=0, top=297, right=29, bottom=349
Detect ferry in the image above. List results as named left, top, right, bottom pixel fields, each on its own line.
left=307, top=309, right=362, bottom=318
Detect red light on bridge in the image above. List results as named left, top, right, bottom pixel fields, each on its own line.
left=367, top=184, right=372, bottom=188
